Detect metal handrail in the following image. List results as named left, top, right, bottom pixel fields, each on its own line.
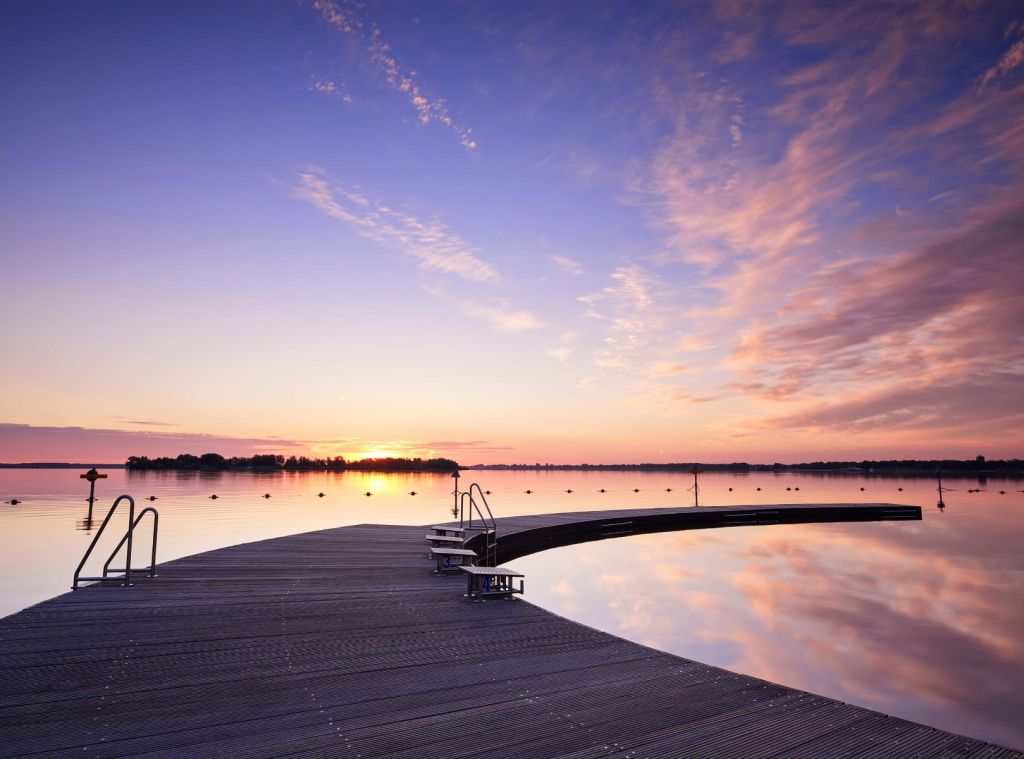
left=72, top=495, right=159, bottom=589
left=103, top=507, right=159, bottom=580
left=468, top=483, right=496, bottom=525
left=73, top=494, right=135, bottom=589
left=459, top=489, right=494, bottom=531
left=460, top=483, right=497, bottom=566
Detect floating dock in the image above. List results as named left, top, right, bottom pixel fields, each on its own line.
left=1, top=503, right=1019, bottom=757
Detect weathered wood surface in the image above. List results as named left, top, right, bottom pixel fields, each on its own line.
left=1, top=504, right=1019, bottom=758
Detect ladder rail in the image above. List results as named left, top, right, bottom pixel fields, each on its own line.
left=73, top=495, right=135, bottom=589
left=468, top=483, right=496, bottom=525
left=459, top=488, right=495, bottom=531
left=103, top=507, right=159, bottom=579
left=459, top=483, right=497, bottom=566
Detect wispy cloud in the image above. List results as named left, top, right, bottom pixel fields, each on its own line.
left=649, top=362, right=693, bottom=378
left=307, top=437, right=514, bottom=459
left=292, top=170, right=549, bottom=335
left=549, top=254, right=584, bottom=276
left=629, top=2, right=1024, bottom=442
left=579, top=264, right=663, bottom=370
left=460, top=298, right=544, bottom=333
left=733, top=201, right=1024, bottom=439
left=292, top=168, right=498, bottom=282
left=108, top=416, right=179, bottom=428
left=311, top=0, right=477, bottom=152
left=425, top=440, right=514, bottom=452
left=626, top=385, right=718, bottom=415
left=546, top=331, right=577, bottom=362
left=310, top=76, right=353, bottom=104
left=979, top=24, right=1024, bottom=91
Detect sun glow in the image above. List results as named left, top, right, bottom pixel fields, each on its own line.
left=363, top=474, right=393, bottom=494
left=364, top=448, right=398, bottom=459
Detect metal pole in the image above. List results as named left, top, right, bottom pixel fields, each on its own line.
left=452, top=470, right=461, bottom=524
left=124, top=497, right=135, bottom=587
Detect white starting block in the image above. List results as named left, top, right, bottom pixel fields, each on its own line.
left=425, top=534, right=465, bottom=553
left=459, top=566, right=524, bottom=600
left=429, top=547, right=477, bottom=575
left=430, top=525, right=466, bottom=537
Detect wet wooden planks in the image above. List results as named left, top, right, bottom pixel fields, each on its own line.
left=0, top=505, right=1020, bottom=758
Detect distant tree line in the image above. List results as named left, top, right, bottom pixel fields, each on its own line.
left=125, top=453, right=460, bottom=472
left=783, top=457, right=1022, bottom=474
left=468, top=457, right=1023, bottom=474
left=469, top=462, right=757, bottom=472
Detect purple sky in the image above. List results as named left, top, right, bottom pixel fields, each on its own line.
left=2, top=1, right=1022, bottom=463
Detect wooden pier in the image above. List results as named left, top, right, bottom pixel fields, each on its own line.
left=1, top=503, right=1019, bottom=758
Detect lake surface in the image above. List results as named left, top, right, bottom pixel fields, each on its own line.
left=1, top=467, right=1022, bottom=748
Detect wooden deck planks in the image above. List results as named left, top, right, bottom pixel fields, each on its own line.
left=0, top=504, right=1019, bottom=758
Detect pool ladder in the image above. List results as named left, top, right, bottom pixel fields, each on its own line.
left=459, top=483, right=497, bottom=566
left=73, top=494, right=159, bottom=589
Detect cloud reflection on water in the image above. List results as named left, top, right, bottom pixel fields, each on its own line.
left=516, top=506, right=1024, bottom=749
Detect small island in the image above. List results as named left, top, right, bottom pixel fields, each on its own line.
left=125, top=453, right=460, bottom=473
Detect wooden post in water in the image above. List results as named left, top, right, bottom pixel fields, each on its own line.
left=452, top=470, right=461, bottom=521
left=80, top=468, right=107, bottom=522
left=936, top=470, right=946, bottom=511
left=688, top=466, right=703, bottom=508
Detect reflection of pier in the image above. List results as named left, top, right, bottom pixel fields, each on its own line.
left=1, top=503, right=1019, bottom=757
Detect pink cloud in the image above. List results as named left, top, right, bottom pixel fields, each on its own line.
left=635, top=3, right=1024, bottom=447
left=730, top=201, right=1024, bottom=440
left=0, top=423, right=306, bottom=463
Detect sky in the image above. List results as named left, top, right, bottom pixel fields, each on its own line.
left=1, top=0, right=1023, bottom=465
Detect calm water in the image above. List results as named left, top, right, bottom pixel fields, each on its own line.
left=1, top=468, right=1022, bottom=748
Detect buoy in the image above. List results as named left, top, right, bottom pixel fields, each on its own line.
left=209, top=494, right=218, bottom=500
left=263, top=493, right=271, bottom=498
left=794, top=487, right=800, bottom=491
left=786, top=487, right=791, bottom=491
left=566, top=489, right=573, bottom=493
left=633, top=488, right=640, bottom=493
left=860, top=487, right=865, bottom=491
left=525, top=490, right=532, bottom=494
left=364, top=491, right=372, bottom=497
left=409, top=491, right=417, bottom=496
left=756, top=487, right=761, bottom=491
left=728, top=487, right=733, bottom=491
left=665, top=488, right=672, bottom=492
left=897, top=487, right=903, bottom=491
left=999, top=490, right=1006, bottom=494
left=599, top=489, right=606, bottom=493
left=317, top=492, right=326, bottom=498
left=146, top=496, right=157, bottom=501
left=485, top=490, right=491, bottom=495
left=8, top=499, right=20, bottom=505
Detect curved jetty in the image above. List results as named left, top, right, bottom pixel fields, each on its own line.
left=1, top=503, right=1020, bottom=758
